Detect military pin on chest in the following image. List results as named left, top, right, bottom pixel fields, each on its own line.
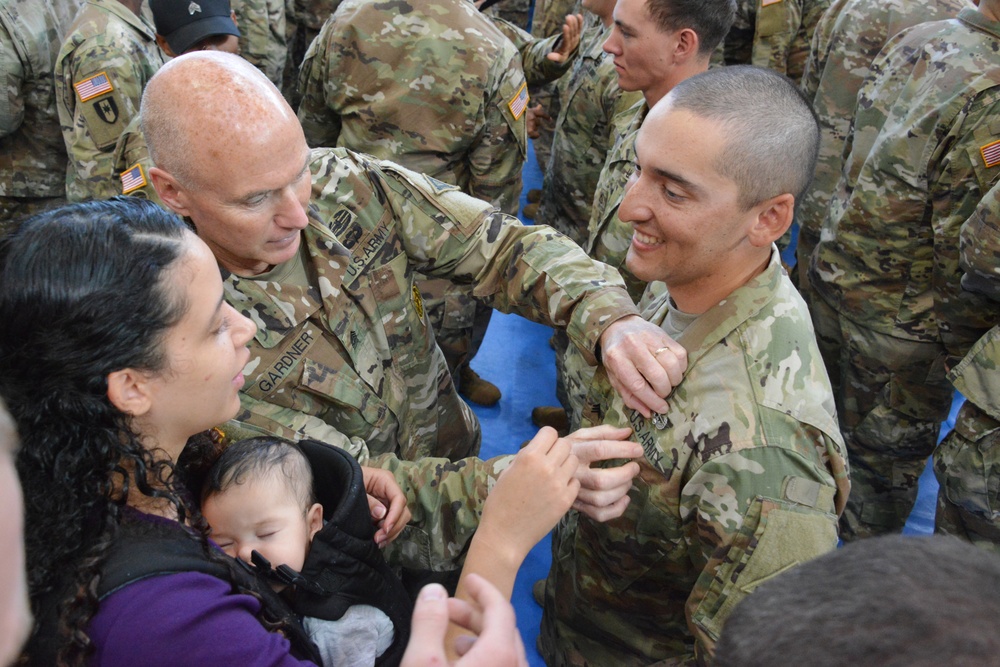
left=651, top=412, right=670, bottom=430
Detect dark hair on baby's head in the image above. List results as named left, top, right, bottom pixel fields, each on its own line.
left=203, top=436, right=316, bottom=510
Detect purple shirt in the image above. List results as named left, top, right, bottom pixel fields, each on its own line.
left=89, top=571, right=318, bottom=666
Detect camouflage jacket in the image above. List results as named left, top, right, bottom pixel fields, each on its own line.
left=724, top=0, right=830, bottom=83
left=297, top=0, right=528, bottom=215
left=232, top=0, right=287, bottom=89
left=542, top=248, right=849, bottom=665
left=951, top=183, right=1000, bottom=423
left=810, top=9, right=1000, bottom=359
left=226, top=147, right=639, bottom=568
left=0, top=0, right=80, bottom=200
left=54, top=0, right=164, bottom=202
left=797, top=0, right=969, bottom=251
left=486, top=14, right=575, bottom=87
left=111, top=114, right=158, bottom=203
left=535, top=20, right=640, bottom=246
left=585, top=95, right=647, bottom=301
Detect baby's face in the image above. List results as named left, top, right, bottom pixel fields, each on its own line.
left=202, top=472, right=322, bottom=577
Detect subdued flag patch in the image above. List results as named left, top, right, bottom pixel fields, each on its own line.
left=981, top=140, right=1000, bottom=169
left=120, top=163, right=147, bottom=194
left=74, top=72, right=113, bottom=102
left=508, top=83, right=529, bottom=121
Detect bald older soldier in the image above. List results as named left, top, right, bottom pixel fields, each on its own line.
left=140, top=51, right=685, bottom=575
left=539, top=66, right=849, bottom=665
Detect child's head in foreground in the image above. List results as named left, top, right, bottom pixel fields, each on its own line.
left=201, top=437, right=323, bottom=584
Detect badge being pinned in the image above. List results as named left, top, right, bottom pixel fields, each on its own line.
left=507, top=83, right=529, bottom=121
left=74, top=72, right=113, bottom=102
left=411, top=285, right=425, bottom=320
left=120, top=163, right=147, bottom=195
left=981, top=140, right=1000, bottom=169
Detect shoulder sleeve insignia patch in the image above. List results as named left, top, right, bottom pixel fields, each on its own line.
left=120, top=163, right=147, bottom=194
left=74, top=72, right=114, bottom=102
left=507, top=82, right=529, bottom=121
left=980, top=139, right=1000, bottom=169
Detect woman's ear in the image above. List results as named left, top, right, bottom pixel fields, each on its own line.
left=106, top=368, right=154, bottom=417
left=747, top=193, right=795, bottom=247
left=306, top=502, right=324, bottom=540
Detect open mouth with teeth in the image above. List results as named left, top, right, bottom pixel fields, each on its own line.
left=633, top=230, right=664, bottom=246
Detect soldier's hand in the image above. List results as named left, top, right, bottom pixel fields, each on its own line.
left=600, top=315, right=687, bottom=418
left=565, top=425, right=643, bottom=522
left=401, top=575, right=528, bottom=667
left=525, top=104, right=549, bottom=139
left=547, top=13, right=583, bottom=63
left=361, top=465, right=412, bottom=547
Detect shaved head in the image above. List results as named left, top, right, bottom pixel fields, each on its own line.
left=141, top=51, right=299, bottom=188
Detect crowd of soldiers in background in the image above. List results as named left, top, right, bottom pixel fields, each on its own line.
left=1, top=0, right=1000, bottom=661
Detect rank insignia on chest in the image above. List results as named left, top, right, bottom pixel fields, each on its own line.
left=412, top=284, right=425, bottom=320
left=651, top=412, right=671, bottom=430
left=74, top=72, right=113, bottom=102
left=508, top=83, right=529, bottom=121
left=981, top=140, right=1000, bottom=169
left=119, top=163, right=147, bottom=194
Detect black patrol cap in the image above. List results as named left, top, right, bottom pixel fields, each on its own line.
left=150, top=0, right=241, bottom=55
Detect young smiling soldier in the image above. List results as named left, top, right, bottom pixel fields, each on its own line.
left=539, top=65, right=850, bottom=665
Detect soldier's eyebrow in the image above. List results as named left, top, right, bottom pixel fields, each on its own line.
left=236, top=156, right=311, bottom=206
left=636, top=145, right=705, bottom=198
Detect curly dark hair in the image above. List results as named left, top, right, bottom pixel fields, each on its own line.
left=0, top=199, right=263, bottom=665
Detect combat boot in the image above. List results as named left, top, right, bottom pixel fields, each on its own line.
left=531, top=406, right=568, bottom=434
left=459, top=366, right=501, bottom=406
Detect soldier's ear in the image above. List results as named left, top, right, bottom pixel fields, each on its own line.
left=747, top=193, right=794, bottom=247
left=150, top=166, right=192, bottom=217
left=106, top=368, right=154, bottom=418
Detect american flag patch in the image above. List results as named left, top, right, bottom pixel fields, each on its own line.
left=119, top=163, right=147, bottom=194
left=507, top=83, right=529, bottom=121
left=981, top=140, right=1000, bottom=168
left=74, top=72, right=113, bottom=102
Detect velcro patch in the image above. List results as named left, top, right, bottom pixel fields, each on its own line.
left=507, top=82, right=529, bottom=121
left=119, top=163, right=147, bottom=194
left=981, top=139, right=1000, bottom=168
left=74, top=71, right=113, bottom=102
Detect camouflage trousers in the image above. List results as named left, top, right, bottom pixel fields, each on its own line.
left=0, top=195, right=66, bottom=239
left=416, top=275, right=493, bottom=385
left=934, top=399, right=1000, bottom=555
left=555, top=331, right=595, bottom=432
left=810, top=296, right=953, bottom=540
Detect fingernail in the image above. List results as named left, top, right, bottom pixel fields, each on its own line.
left=420, top=583, right=447, bottom=601
left=374, top=505, right=386, bottom=519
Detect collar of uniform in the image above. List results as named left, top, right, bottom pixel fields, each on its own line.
left=958, top=7, right=1000, bottom=41
left=88, top=0, right=157, bottom=41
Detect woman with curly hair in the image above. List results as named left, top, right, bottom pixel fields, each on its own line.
left=0, top=197, right=588, bottom=667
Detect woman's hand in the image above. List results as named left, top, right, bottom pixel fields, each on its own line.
left=402, top=575, right=528, bottom=667
left=361, top=466, right=411, bottom=547
left=478, top=426, right=580, bottom=564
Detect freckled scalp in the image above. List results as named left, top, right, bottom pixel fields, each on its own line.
left=141, top=51, right=298, bottom=186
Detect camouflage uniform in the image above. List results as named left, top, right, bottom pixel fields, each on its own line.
left=482, top=0, right=530, bottom=32
left=524, top=0, right=580, bottom=176
left=110, top=115, right=159, bottom=203
left=808, top=9, right=1000, bottom=539
left=796, top=0, right=968, bottom=294
left=0, top=0, right=80, bottom=234
left=723, top=0, right=830, bottom=83
left=554, top=97, right=647, bottom=430
left=297, top=0, right=532, bottom=387
left=535, top=19, right=638, bottom=247
left=540, top=248, right=849, bottom=665
left=934, top=182, right=1000, bottom=554
left=232, top=0, right=287, bottom=89
left=55, top=0, right=164, bottom=202
left=227, top=147, right=640, bottom=570
left=485, top=15, right=576, bottom=87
